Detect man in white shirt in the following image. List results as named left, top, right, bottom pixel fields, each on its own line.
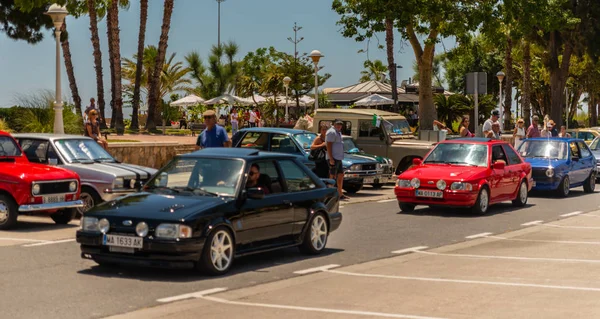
left=249, top=108, right=257, bottom=127
left=482, top=110, right=500, bottom=138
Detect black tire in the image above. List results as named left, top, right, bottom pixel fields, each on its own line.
left=0, top=194, right=18, bottom=230
left=78, top=187, right=103, bottom=216
left=512, top=180, right=528, bottom=207
left=51, top=208, right=76, bottom=224
left=372, top=183, right=384, bottom=189
left=556, top=176, right=570, bottom=197
left=197, top=226, right=235, bottom=276
left=584, top=171, right=596, bottom=193
left=399, top=202, right=415, bottom=212
left=471, top=187, right=490, bottom=215
left=299, top=212, right=329, bottom=255
left=343, top=184, right=362, bottom=194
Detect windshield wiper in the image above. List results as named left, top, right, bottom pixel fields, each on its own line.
left=72, top=158, right=94, bottom=164
left=93, top=157, right=116, bottom=163
left=193, top=188, right=219, bottom=197
left=149, top=186, right=180, bottom=194
left=447, top=161, right=478, bottom=166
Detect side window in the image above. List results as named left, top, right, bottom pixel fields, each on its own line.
left=567, top=131, right=576, bottom=139
left=248, top=161, right=282, bottom=194
left=358, top=120, right=383, bottom=137
left=491, top=145, right=508, bottom=164
left=239, top=132, right=268, bottom=150
left=503, top=144, right=522, bottom=165
left=570, top=142, right=581, bottom=159
left=270, top=134, right=299, bottom=154
left=19, top=139, right=49, bottom=163
left=581, top=132, right=593, bottom=142
left=319, top=120, right=351, bottom=135
left=578, top=141, right=592, bottom=158
left=278, top=160, right=317, bottom=192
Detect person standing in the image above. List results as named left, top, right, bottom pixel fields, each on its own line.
left=326, top=119, right=348, bottom=200
left=195, top=110, right=231, bottom=150
left=249, top=108, right=258, bottom=127
left=526, top=115, right=541, bottom=138
left=513, top=118, right=526, bottom=149
left=548, top=120, right=558, bottom=137
left=459, top=115, right=474, bottom=137
left=541, top=122, right=553, bottom=137
left=482, top=110, right=500, bottom=138
left=310, top=123, right=329, bottom=178
left=230, top=108, right=239, bottom=135
left=85, top=110, right=108, bottom=150
left=559, top=125, right=571, bottom=137
left=84, top=98, right=100, bottom=121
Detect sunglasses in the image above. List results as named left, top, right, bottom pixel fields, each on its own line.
left=204, top=116, right=215, bottom=120
left=249, top=171, right=259, bottom=176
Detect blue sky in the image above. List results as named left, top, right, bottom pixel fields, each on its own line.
left=0, top=0, right=453, bottom=117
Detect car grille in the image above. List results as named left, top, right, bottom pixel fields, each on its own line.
left=362, top=164, right=376, bottom=171
left=39, top=181, right=72, bottom=195
left=532, top=168, right=548, bottom=179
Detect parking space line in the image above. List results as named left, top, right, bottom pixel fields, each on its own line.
left=487, top=235, right=600, bottom=245
left=465, top=232, right=493, bottom=239
left=542, top=224, right=600, bottom=230
left=157, top=287, right=228, bottom=303
left=391, top=246, right=429, bottom=255
left=293, top=264, right=340, bottom=275
left=415, top=250, right=600, bottom=264
left=326, top=269, right=600, bottom=292
left=581, top=214, right=600, bottom=217
left=200, top=295, right=447, bottom=319
left=0, top=237, right=50, bottom=243
left=561, top=211, right=583, bottom=217
left=377, top=199, right=396, bottom=203
left=521, top=220, right=543, bottom=226
left=23, top=239, right=75, bottom=247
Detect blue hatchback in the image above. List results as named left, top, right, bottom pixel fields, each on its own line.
left=517, top=137, right=596, bottom=196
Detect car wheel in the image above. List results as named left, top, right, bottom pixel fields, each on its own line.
left=471, top=187, right=490, bottom=215
left=557, top=176, right=570, bottom=197
left=51, top=208, right=76, bottom=225
left=399, top=202, right=415, bottom=213
left=584, top=171, right=596, bottom=193
left=0, top=194, right=18, bottom=230
left=78, top=187, right=102, bottom=216
left=299, top=212, right=329, bottom=254
left=198, top=227, right=235, bottom=276
left=343, top=184, right=362, bottom=194
left=512, top=180, right=528, bottom=207
left=372, top=183, right=384, bottom=189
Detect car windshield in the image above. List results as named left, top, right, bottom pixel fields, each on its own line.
left=343, top=138, right=359, bottom=152
left=424, top=143, right=488, bottom=167
left=590, top=137, right=599, bottom=151
left=0, top=136, right=22, bottom=156
left=382, top=119, right=411, bottom=135
left=54, top=139, right=116, bottom=163
left=518, top=140, right=568, bottom=160
left=293, top=133, right=317, bottom=150
left=146, top=157, right=243, bottom=197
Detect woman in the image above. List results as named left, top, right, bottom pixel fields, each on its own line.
left=559, top=125, right=571, bottom=137
left=230, top=108, right=239, bottom=135
left=85, top=110, right=108, bottom=150
left=310, top=123, right=329, bottom=178
left=513, top=118, right=526, bottom=149
left=458, top=115, right=474, bottom=137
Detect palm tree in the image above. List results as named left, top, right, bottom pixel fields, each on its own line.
left=107, top=0, right=126, bottom=134
left=85, top=0, right=106, bottom=126
left=185, top=41, right=240, bottom=99
left=146, top=0, right=175, bottom=131
left=359, top=59, right=388, bottom=82
left=434, top=94, right=472, bottom=129
left=59, top=20, right=82, bottom=119
left=131, top=0, right=148, bottom=130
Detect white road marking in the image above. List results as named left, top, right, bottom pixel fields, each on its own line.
left=326, top=269, right=600, bottom=292
left=157, top=287, right=228, bottom=303
left=488, top=235, right=600, bottom=245
left=293, top=264, right=340, bottom=275
left=0, top=237, right=49, bottom=243
left=377, top=199, right=396, bottom=203
left=521, top=220, right=543, bottom=226
left=561, top=211, right=583, bottom=217
left=391, top=246, right=429, bottom=255
left=581, top=214, right=600, bottom=217
left=200, top=295, right=447, bottom=319
left=23, top=239, right=75, bottom=247
left=415, top=250, right=600, bottom=264
left=465, top=232, right=493, bottom=239
left=542, top=224, right=600, bottom=230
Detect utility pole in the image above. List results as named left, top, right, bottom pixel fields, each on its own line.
left=287, top=22, right=304, bottom=112
left=217, top=0, right=225, bottom=49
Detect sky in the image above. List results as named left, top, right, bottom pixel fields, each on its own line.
left=0, top=0, right=454, bottom=117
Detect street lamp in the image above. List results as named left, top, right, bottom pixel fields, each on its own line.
left=283, top=76, right=291, bottom=122
left=309, top=50, right=323, bottom=112
left=45, top=4, right=68, bottom=134
left=216, top=0, right=225, bottom=48
left=496, top=71, right=505, bottom=130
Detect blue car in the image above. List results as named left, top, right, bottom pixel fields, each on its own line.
left=517, top=137, right=596, bottom=196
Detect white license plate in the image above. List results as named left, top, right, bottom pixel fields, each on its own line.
left=363, top=177, right=375, bottom=184
left=103, top=234, right=143, bottom=249
left=43, top=195, right=65, bottom=204
left=415, top=189, right=444, bottom=198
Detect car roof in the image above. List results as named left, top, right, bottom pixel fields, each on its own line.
left=526, top=137, right=585, bottom=143
left=179, top=148, right=298, bottom=160
left=442, top=137, right=507, bottom=145
left=238, top=127, right=313, bottom=135
left=12, top=133, right=92, bottom=140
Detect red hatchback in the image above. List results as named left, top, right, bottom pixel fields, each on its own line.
left=394, top=138, right=533, bottom=215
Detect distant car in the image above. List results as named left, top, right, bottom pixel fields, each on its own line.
left=76, top=148, right=342, bottom=275
left=589, top=137, right=600, bottom=181
left=342, top=136, right=396, bottom=188
left=517, top=137, right=596, bottom=196
left=14, top=134, right=158, bottom=214
left=0, top=131, right=83, bottom=229
left=395, top=138, right=532, bottom=215
left=566, top=129, right=600, bottom=145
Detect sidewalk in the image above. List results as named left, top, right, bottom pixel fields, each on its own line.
left=107, top=133, right=234, bottom=144
left=109, top=211, right=600, bottom=319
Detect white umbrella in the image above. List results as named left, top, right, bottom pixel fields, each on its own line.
left=354, top=93, right=394, bottom=107
left=205, top=94, right=255, bottom=106
left=169, top=94, right=205, bottom=107
left=247, top=94, right=267, bottom=105
left=299, top=95, right=315, bottom=105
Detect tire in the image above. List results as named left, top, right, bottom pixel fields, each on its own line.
left=78, top=187, right=103, bottom=216
left=399, top=202, right=415, bottom=213
left=343, top=184, right=362, bottom=194
left=471, top=187, right=490, bottom=215
left=197, top=226, right=235, bottom=276
left=299, top=212, right=329, bottom=255
left=512, top=180, right=528, bottom=207
left=51, top=208, right=76, bottom=224
left=0, top=194, right=18, bottom=230
left=556, top=176, right=570, bottom=197
left=372, top=183, right=384, bottom=189
left=584, top=171, right=596, bottom=193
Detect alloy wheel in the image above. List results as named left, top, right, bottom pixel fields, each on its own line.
left=519, top=182, right=528, bottom=203
left=78, top=192, right=95, bottom=215
left=563, top=177, right=570, bottom=196
left=310, top=215, right=328, bottom=251
left=210, top=230, right=233, bottom=272
left=0, top=201, right=8, bottom=224
left=479, top=189, right=489, bottom=213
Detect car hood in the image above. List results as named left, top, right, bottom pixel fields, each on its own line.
left=401, top=164, right=488, bottom=182
left=70, top=162, right=157, bottom=180
left=341, top=153, right=379, bottom=166
left=1, top=162, right=78, bottom=181
left=523, top=157, right=565, bottom=168
left=345, top=152, right=389, bottom=164
left=88, top=192, right=230, bottom=221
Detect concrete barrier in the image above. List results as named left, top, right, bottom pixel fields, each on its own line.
left=107, top=142, right=197, bottom=169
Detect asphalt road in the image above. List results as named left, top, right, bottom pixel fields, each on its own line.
left=1, top=186, right=600, bottom=319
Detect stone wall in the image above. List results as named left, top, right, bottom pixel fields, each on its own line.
left=107, top=143, right=196, bottom=169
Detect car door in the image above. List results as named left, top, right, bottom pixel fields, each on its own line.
left=568, top=141, right=585, bottom=183
left=502, top=144, right=524, bottom=196
left=577, top=141, right=594, bottom=181
left=355, top=119, right=389, bottom=158
left=491, top=145, right=511, bottom=198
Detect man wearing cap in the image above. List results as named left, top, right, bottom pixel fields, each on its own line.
left=526, top=115, right=541, bottom=138
left=482, top=110, right=500, bottom=138
left=195, top=110, right=231, bottom=150
left=326, top=119, right=347, bottom=200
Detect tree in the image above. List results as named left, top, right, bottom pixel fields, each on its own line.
left=412, top=55, right=443, bottom=87
left=130, top=0, right=148, bottom=130
left=359, top=59, right=387, bottom=82
left=3, top=0, right=54, bottom=43
left=146, top=0, right=174, bottom=131
left=185, top=41, right=240, bottom=99
left=433, top=94, right=472, bottom=130
left=84, top=0, right=107, bottom=127
left=60, top=20, right=82, bottom=118
left=106, top=0, right=126, bottom=134
left=278, top=51, right=331, bottom=112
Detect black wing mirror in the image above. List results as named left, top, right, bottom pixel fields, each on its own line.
left=246, top=187, right=265, bottom=200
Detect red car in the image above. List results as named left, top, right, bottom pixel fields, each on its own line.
left=394, top=138, right=532, bottom=215
left=0, top=131, right=83, bottom=229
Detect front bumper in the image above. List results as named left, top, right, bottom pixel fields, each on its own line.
left=531, top=176, right=560, bottom=191
left=394, top=187, right=478, bottom=207
left=19, top=200, right=84, bottom=212
left=344, top=170, right=383, bottom=185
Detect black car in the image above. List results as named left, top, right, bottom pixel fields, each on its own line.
left=76, top=148, right=342, bottom=275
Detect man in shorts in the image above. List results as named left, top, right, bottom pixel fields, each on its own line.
left=326, top=119, right=348, bottom=200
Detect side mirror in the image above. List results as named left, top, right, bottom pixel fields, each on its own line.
left=493, top=161, right=506, bottom=170
left=246, top=187, right=265, bottom=200
left=412, top=158, right=423, bottom=166
left=48, top=158, right=58, bottom=165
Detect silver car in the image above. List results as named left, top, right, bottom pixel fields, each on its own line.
left=589, top=137, right=600, bottom=182
left=13, top=134, right=157, bottom=213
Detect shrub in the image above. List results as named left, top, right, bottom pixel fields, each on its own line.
left=9, top=90, right=83, bottom=134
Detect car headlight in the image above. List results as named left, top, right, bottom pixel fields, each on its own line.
left=136, top=222, right=149, bottom=237
left=32, top=183, right=41, bottom=195
left=98, top=218, right=110, bottom=234
left=396, top=179, right=411, bottom=188
left=113, top=177, right=124, bottom=189
left=155, top=224, right=193, bottom=239
left=546, top=168, right=554, bottom=177
left=69, top=181, right=77, bottom=192
left=451, top=182, right=473, bottom=191
left=129, top=179, right=137, bottom=189
left=350, top=164, right=361, bottom=171
left=436, top=179, right=447, bottom=190
left=389, top=159, right=393, bottom=167
left=81, top=217, right=99, bottom=232
left=410, top=178, right=420, bottom=188
left=377, top=163, right=383, bottom=169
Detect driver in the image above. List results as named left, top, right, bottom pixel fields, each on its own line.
left=245, top=163, right=270, bottom=194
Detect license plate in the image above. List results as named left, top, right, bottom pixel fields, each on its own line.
left=43, top=195, right=65, bottom=204
left=109, top=246, right=135, bottom=254
left=532, top=181, right=536, bottom=187
left=103, top=234, right=143, bottom=249
left=415, top=189, right=444, bottom=198
left=363, top=177, right=375, bottom=184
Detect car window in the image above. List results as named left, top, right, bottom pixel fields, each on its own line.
left=0, top=136, right=21, bottom=156
left=239, top=132, right=268, bottom=150
left=270, top=134, right=299, bottom=154
left=319, top=120, right=351, bottom=135
left=570, top=142, right=581, bottom=159
left=503, top=144, right=522, bottom=165
left=591, top=138, right=600, bottom=150
left=19, top=139, right=49, bottom=163
left=358, top=119, right=383, bottom=138
left=578, top=141, right=592, bottom=158
left=247, top=160, right=283, bottom=195
left=567, top=131, right=577, bottom=138
left=278, top=160, right=317, bottom=192
left=582, top=132, right=595, bottom=141
left=492, top=145, right=508, bottom=164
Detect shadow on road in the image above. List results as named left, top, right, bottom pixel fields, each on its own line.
left=5, top=219, right=78, bottom=233
left=529, top=189, right=592, bottom=198
left=398, top=203, right=536, bottom=218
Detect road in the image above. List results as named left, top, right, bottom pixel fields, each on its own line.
left=1, top=185, right=598, bottom=319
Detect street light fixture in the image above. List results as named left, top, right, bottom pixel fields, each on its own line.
left=309, top=50, right=323, bottom=112
left=45, top=4, right=68, bottom=134
left=496, top=71, right=505, bottom=130
left=216, top=0, right=225, bottom=48
left=283, top=76, right=291, bottom=122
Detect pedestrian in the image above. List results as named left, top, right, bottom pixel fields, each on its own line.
left=84, top=110, right=108, bottom=150
left=230, top=108, right=239, bottom=135
left=559, top=125, right=571, bottom=137
left=482, top=110, right=500, bottom=138
left=458, top=115, right=474, bottom=137
left=326, top=119, right=348, bottom=200
left=310, top=123, right=329, bottom=178
left=526, top=115, right=541, bottom=138
left=548, top=120, right=558, bottom=137
left=513, top=118, right=526, bottom=149
left=541, top=121, right=553, bottom=137
left=249, top=108, right=258, bottom=127
left=84, top=98, right=100, bottom=121
left=195, top=110, right=231, bottom=150
left=489, top=121, right=501, bottom=139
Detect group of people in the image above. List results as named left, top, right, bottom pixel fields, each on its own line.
left=310, top=119, right=348, bottom=200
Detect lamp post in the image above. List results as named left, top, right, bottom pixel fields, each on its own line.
left=309, top=50, right=323, bottom=112
left=283, top=76, right=291, bottom=122
left=496, top=71, right=505, bottom=131
left=216, top=0, right=225, bottom=48
left=45, top=4, right=68, bottom=134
